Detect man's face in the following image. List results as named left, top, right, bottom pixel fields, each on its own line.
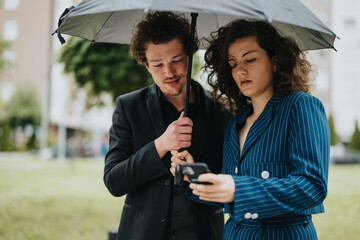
left=145, top=38, right=188, bottom=99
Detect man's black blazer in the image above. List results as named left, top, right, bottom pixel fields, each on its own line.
left=104, top=82, right=231, bottom=240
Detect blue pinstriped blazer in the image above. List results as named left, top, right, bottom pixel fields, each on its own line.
left=223, top=92, right=330, bottom=222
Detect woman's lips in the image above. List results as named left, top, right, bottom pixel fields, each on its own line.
left=240, top=80, right=251, bottom=86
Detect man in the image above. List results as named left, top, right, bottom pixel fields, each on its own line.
left=104, top=11, right=230, bottom=240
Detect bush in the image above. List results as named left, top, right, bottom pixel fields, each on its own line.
left=328, top=114, right=338, bottom=146
left=26, top=132, right=39, bottom=150
left=0, top=122, right=17, bottom=151
left=349, top=120, right=360, bottom=151
left=7, top=85, right=41, bottom=129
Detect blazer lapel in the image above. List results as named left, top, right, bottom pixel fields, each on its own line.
left=146, top=84, right=166, bottom=137
left=227, top=118, right=241, bottom=168
left=192, top=85, right=209, bottom=162
left=240, top=94, right=283, bottom=160
left=224, top=107, right=249, bottom=170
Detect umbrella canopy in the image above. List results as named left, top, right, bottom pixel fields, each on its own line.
left=56, top=0, right=337, bottom=51
left=54, top=0, right=337, bottom=116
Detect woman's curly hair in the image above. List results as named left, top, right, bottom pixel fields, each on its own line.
left=130, top=11, right=199, bottom=66
left=204, top=19, right=313, bottom=111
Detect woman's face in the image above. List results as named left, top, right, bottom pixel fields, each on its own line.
left=228, top=36, right=276, bottom=99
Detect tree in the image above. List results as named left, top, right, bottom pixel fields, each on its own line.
left=0, top=121, right=16, bottom=151
left=59, top=37, right=203, bottom=105
left=59, top=37, right=152, bottom=105
left=349, top=120, right=360, bottom=151
left=7, top=85, right=41, bottom=129
left=328, top=114, right=338, bottom=146
left=26, top=132, right=39, bottom=150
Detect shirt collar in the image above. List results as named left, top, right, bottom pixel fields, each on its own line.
left=234, top=93, right=283, bottom=123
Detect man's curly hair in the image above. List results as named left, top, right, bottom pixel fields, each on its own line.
left=204, top=19, right=313, bottom=111
left=130, top=11, right=199, bottom=66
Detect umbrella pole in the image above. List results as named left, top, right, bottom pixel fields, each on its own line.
left=175, top=13, right=198, bottom=185
left=184, top=12, right=198, bottom=117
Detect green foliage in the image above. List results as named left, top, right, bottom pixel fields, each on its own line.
left=0, top=87, right=40, bottom=151
left=328, top=114, right=338, bottom=146
left=0, top=39, right=10, bottom=73
left=0, top=122, right=16, bottom=151
left=26, top=132, right=39, bottom=150
left=7, top=85, right=41, bottom=129
left=0, top=92, right=16, bottom=151
left=59, top=37, right=152, bottom=104
left=0, top=93, right=6, bottom=123
left=58, top=37, right=204, bottom=106
left=349, top=120, right=360, bottom=151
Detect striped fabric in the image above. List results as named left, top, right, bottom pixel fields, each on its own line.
left=222, top=92, right=330, bottom=239
left=224, top=216, right=318, bottom=240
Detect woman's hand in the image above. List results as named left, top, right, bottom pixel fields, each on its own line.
left=189, top=174, right=235, bottom=203
left=170, top=150, right=194, bottom=181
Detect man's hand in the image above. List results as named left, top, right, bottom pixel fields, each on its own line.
left=155, top=111, right=193, bottom=158
left=170, top=150, right=195, bottom=179
left=189, top=174, right=235, bottom=203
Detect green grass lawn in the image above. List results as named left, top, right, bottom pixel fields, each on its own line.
left=0, top=153, right=359, bottom=240
left=0, top=153, right=123, bottom=240
left=313, top=164, right=360, bottom=240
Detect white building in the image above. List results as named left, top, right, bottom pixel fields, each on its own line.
left=1, top=0, right=113, bottom=158
left=51, top=0, right=113, bottom=134
left=330, top=0, right=360, bottom=140
left=302, top=0, right=360, bottom=140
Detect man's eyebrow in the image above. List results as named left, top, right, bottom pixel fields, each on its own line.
left=172, top=54, right=186, bottom=59
left=242, top=50, right=256, bottom=57
left=149, top=54, right=185, bottom=63
left=148, top=59, right=161, bottom=63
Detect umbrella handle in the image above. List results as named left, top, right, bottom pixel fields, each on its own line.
left=184, top=12, right=198, bottom=117
left=174, top=165, right=184, bottom=186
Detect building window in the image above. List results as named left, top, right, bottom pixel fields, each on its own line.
left=2, top=50, right=17, bottom=72
left=3, top=21, right=18, bottom=41
left=0, top=82, right=15, bottom=103
left=4, top=0, right=20, bottom=10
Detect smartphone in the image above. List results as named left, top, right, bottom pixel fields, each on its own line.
left=182, top=163, right=212, bottom=184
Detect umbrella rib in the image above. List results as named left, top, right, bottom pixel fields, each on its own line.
left=56, top=1, right=338, bottom=51
left=255, top=0, right=271, bottom=22
left=92, top=11, right=115, bottom=43
left=315, top=31, right=337, bottom=51
left=290, top=22, right=336, bottom=51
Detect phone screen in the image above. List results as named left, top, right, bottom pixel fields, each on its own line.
left=182, top=163, right=211, bottom=184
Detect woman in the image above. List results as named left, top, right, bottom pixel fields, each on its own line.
left=171, top=19, right=330, bottom=240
